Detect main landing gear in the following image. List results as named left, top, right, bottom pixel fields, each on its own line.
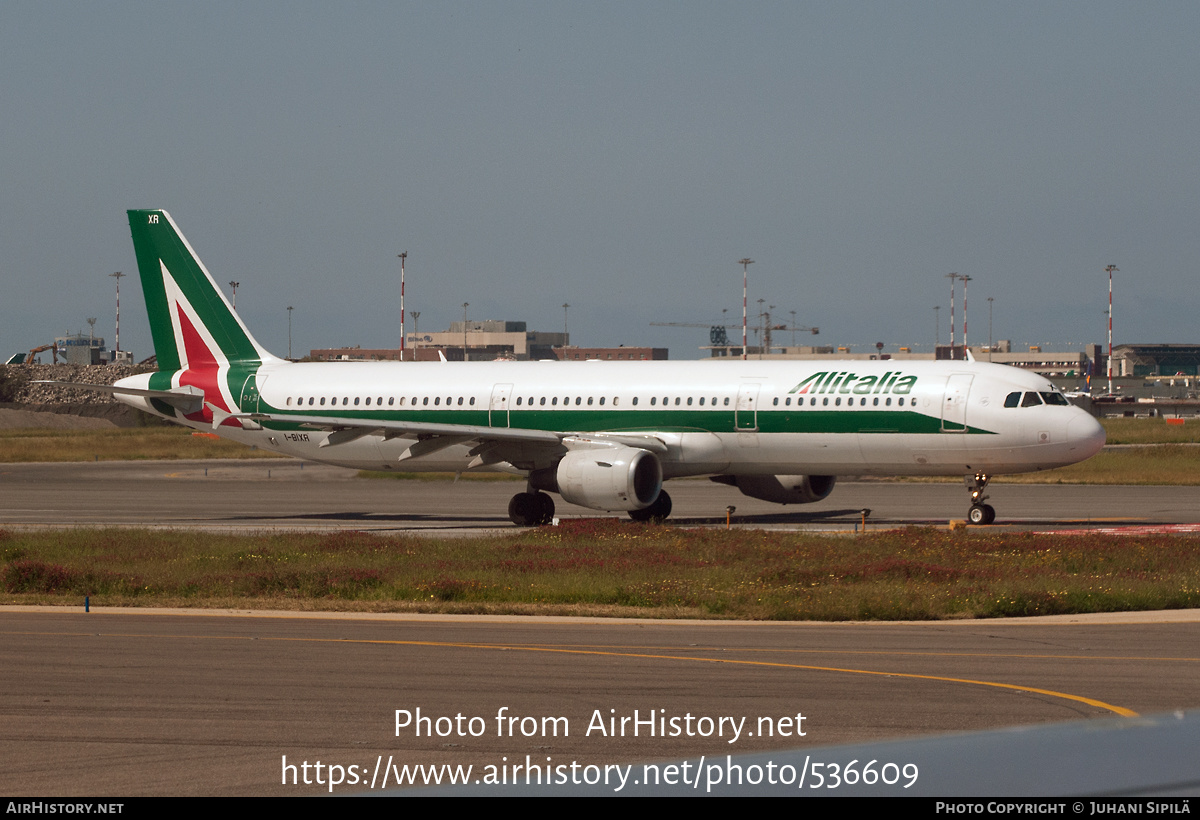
left=628, top=490, right=672, bottom=523
left=507, top=489, right=674, bottom=526
left=965, top=472, right=995, bottom=525
left=508, top=491, right=555, bottom=526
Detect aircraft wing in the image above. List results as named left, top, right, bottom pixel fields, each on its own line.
left=222, top=408, right=669, bottom=456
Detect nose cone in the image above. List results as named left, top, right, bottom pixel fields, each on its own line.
left=1066, top=413, right=1106, bottom=462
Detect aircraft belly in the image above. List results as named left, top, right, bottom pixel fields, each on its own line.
left=658, top=432, right=730, bottom=478
left=720, top=433, right=866, bottom=475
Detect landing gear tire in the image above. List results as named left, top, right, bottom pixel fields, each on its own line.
left=964, top=472, right=995, bottom=525
left=968, top=503, right=995, bottom=525
left=508, top=492, right=555, bottom=526
left=628, top=490, right=672, bottom=523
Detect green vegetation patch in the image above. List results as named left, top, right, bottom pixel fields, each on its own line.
left=0, top=427, right=284, bottom=462
left=996, top=445, right=1200, bottom=485
left=3, top=523, right=1198, bottom=620
left=1100, top=417, right=1200, bottom=445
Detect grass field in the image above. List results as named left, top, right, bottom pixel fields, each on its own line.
left=4, top=522, right=1198, bottom=619
left=3, top=418, right=1194, bottom=485
left=0, top=426, right=283, bottom=462
left=1096, top=417, right=1200, bottom=445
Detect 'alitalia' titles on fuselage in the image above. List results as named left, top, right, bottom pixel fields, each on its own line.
left=790, top=370, right=918, bottom=396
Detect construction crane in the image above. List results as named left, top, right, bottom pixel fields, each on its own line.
left=652, top=321, right=818, bottom=352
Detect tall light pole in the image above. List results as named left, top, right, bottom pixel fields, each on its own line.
left=398, top=253, right=407, bottom=361
left=1106, top=264, right=1118, bottom=393
left=934, top=305, right=940, bottom=351
left=789, top=310, right=797, bottom=346
left=987, top=297, right=994, bottom=362
left=960, top=274, right=972, bottom=354
left=738, top=258, right=753, bottom=361
left=109, top=271, right=125, bottom=353
left=410, top=311, right=420, bottom=337
left=945, top=272, right=958, bottom=358
left=562, top=303, right=570, bottom=342
left=287, top=305, right=293, bottom=360
left=462, top=302, right=469, bottom=361
left=228, top=281, right=239, bottom=310
left=756, top=298, right=766, bottom=358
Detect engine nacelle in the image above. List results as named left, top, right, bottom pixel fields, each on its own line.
left=713, top=474, right=837, bottom=505
left=555, top=447, right=663, bottom=511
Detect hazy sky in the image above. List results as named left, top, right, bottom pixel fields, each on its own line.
left=2, top=2, right=1197, bottom=361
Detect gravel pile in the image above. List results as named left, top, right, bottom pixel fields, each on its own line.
left=3, top=363, right=155, bottom=404
left=0, top=364, right=159, bottom=428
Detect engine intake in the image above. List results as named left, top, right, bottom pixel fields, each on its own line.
left=556, top=447, right=662, bottom=511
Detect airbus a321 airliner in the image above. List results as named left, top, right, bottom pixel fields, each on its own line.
left=91, top=210, right=1106, bottom=526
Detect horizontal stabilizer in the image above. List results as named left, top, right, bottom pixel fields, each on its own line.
left=35, top=381, right=205, bottom=414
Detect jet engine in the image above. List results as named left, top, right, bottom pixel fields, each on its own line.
left=555, top=447, right=663, bottom=511
left=712, top=474, right=837, bottom=505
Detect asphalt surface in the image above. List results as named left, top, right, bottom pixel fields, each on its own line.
left=2, top=608, right=1198, bottom=796
left=2, top=459, right=1199, bottom=533
left=3, top=461, right=1200, bottom=796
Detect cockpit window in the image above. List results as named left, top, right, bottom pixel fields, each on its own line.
left=1004, top=392, right=1021, bottom=408
left=1021, top=392, right=1043, bottom=407
left=1040, top=391, right=1070, bottom=406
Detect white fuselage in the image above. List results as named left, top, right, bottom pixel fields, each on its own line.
left=116, top=358, right=1105, bottom=481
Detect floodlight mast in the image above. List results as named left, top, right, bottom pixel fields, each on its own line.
left=960, top=274, right=972, bottom=353
left=945, top=272, right=958, bottom=358
left=1106, top=264, right=1118, bottom=393
left=738, top=258, right=753, bottom=361
left=398, top=252, right=407, bottom=361
left=109, top=272, right=125, bottom=352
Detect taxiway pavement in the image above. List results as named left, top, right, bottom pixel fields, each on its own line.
left=2, top=608, right=1198, bottom=795
left=2, top=459, right=1197, bottom=533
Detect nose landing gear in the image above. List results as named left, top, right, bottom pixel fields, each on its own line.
left=965, top=472, right=995, bottom=525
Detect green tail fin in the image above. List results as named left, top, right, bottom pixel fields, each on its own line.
left=127, top=210, right=278, bottom=370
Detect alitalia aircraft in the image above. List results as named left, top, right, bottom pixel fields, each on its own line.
left=89, top=210, right=1106, bottom=526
